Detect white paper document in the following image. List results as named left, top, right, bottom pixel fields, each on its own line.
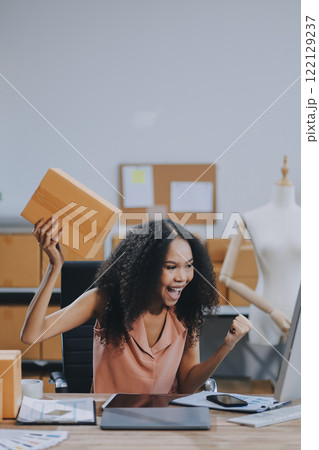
left=171, top=391, right=276, bottom=413
left=0, top=430, right=68, bottom=449
left=170, top=181, right=213, bottom=212
left=17, top=396, right=95, bottom=424
left=122, top=165, right=154, bottom=208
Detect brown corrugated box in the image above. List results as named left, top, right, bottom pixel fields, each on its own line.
left=233, top=243, right=258, bottom=277
left=228, top=276, right=258, bottom=306
left=0, top=378, right=3, bottom=420
left=206, top=239, right=258, bottom=306
left=112, top=235, right=122, bottom=250
left=0, top=234, right=41, bottom=287
left=205, top=238, right=230, bottom=262
left=0, top=306, right=41, bottom=359
left=0, top=350, right=22, bottom=418
left=212, top=262, right=227, bottom=305
left=21, top=168, right=121, bottom=259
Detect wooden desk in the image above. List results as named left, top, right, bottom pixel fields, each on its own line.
left=0, top=394, right=301, bottom=449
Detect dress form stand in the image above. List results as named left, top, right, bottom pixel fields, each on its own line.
left=220, top=157, right=301, bottom=345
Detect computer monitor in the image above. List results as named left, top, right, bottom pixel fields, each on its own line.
left=274, top=286, right=301, bottom=402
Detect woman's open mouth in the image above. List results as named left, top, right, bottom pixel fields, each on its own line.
left=166, top=286, right=185, bottom=301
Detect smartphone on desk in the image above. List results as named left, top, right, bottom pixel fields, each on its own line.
left=102, top=393, right=173, bottom=409
left=206, top=394, right=248, bottom=407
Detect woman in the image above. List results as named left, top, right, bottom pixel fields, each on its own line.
left=21, top=217, right=252, bottom=393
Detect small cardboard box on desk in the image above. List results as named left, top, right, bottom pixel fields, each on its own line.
left=0, top=350, right=22, bottom=419
left=21, top=168, right=122, bottom=259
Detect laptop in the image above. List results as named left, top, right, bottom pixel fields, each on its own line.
left=100, top=406, right=210, bottom=430
left=274, top=286, right=301, bottom=402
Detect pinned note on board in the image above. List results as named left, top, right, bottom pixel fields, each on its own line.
left=131, top=169, right=146, bottom=184
left=122, top=165, right=154, bottom=208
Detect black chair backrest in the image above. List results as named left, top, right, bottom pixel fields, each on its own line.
left=60, top=261, right=103, bottom=393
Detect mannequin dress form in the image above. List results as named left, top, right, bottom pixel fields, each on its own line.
left=220, top=157, right=301, bottom=345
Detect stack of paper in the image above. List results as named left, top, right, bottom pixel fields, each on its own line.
left=17, top=396, right=96, bottom=424
left=0, top=430, right=68, bottom=449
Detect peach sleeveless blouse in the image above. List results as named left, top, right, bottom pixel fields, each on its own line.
left=92, top=308, right=187, bottom=394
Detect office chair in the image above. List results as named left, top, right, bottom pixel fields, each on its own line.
left=50, top=260, right=103, bottom=393
left=50, top=261, right=218, bottom=394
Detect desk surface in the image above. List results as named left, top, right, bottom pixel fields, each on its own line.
left=0, top=394, right=301, bottom=450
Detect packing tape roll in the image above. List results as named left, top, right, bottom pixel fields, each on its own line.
left=21, top=379, right=43, bottom=399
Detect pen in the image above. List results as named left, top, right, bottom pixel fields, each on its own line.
left=267, top=401, right=292, bottom=411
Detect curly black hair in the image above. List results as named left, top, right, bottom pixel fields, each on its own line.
left=95, top=219, right=219, bottom=348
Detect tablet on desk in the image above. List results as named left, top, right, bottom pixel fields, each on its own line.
left=102, top=393, right=172, bottom=409
left=100, top=407, right=211, bottom=430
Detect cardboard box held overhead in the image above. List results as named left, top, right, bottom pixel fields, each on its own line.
left=21, top=169, right=121, bottom=259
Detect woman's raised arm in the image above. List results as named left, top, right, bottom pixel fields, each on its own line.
left=20, top=217, right=101, bottom=345
left=177, top=315, right=252, bottom=393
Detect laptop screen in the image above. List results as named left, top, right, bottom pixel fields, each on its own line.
left=274, top=286, right=301, bottom=402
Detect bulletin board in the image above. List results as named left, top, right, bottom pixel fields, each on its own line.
left=119, top=164, right=216, bottom=224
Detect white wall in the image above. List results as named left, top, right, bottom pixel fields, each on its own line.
left=0, top=0, right=300, bottom=253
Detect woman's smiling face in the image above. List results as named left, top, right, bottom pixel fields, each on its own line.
left=150, top=237, right=194, bottom=312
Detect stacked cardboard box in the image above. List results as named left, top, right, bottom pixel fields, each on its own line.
left=229, top=241, right=258, bottom=306
left=206, top=239, right=258, bottom=306
left=0, top=234, right=41, bottom=287
left=205, top=239, right=229, bottom=305
left=0, top=350, right=22, bottom=418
